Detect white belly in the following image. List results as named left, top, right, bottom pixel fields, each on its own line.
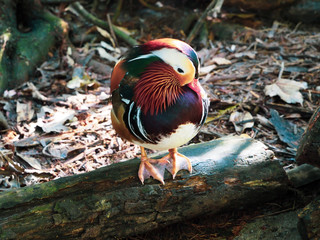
left=133, top=123, right=198, bottom=151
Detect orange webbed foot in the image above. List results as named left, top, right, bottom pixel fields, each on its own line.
left=138, top=147, right=169, bottom=184
left=161, top=148, right=192, bottom=179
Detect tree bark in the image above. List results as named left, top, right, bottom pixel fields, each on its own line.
left=298, top=195, right=320, bottom=240
left=296, top=106, right=320, bottom=168
left=0, top=0, right=68, bottom=94
left=0, top=136, right=289, bottom=239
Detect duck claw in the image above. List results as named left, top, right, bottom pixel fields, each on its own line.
left=161, top=148, right=192, bottom=179
left=138, top=159, right=167, bottom=184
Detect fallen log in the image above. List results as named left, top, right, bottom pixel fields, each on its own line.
left=0, top=136, right=289, bottom=239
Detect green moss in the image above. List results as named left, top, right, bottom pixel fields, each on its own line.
left=54, top=199, right=84, bottom=220
left=95, top=199, right=112, bottom=212
left=244, top=180, right=281, bottom=187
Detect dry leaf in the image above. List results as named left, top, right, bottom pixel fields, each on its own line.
left=0, top=175, right=20, bottom=189
left=264, top=79, right=308, bottom=104
left=44, top=143, right=71, bottom=159
left=0, top=149, right=13, bottom=168
left=200, top=65, right=216, bottom=75
left=234, top=51, right=257, bottom=59
left=67, top=76, right=83, bottom=89
left=16, top=101, right=34, bottom=122
left=37, top=107, right=75, bottom=133
left=269, top=109, right=304, bottom=149
left=26, top=82, right=48, bottom=101
left=13, top=136, right=40, bottom=147
left=16, top=152, right=42, bottom=170
left=99, top=92, right=110, bottom=101
left=256, top=114, right=272, bottom=128
left=3, top=89, right=16, bottom=98
left=100, top=41, right=120, bottom=54
left=96, top=47, right=118, bottom=63
left=229, top=111, right=254, bottom=133
left=285, top=113, right=301, bottom=119
left=66, top=47, right=75, bottom=66
left=97, top=27, right=112, bottom=40
left=67, top=66, right=100, bottom=90
left=67, top=66, right=85, bottom=89
left=211, top=57, right=231, bottom=65
left=197, top=48, right=216, bottom=64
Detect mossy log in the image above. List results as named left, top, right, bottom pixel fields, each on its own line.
left=0, top=0, right=68, bottom=94
left=0, top=136, right=290, bottom=239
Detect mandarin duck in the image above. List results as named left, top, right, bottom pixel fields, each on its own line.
left=111, top=38, right=208, bottom=184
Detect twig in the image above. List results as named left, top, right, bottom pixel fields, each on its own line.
left=186, top=0, right=224, bottom=44
left=112, top=0, right=123, bottom=22
left=235, top=119, right=255, bottom=125
left=138, top=0, right=163, bottom=11
left=277, top=62, right=285, bottom=80
left=208, top=0, right=224, bottom=18
left=112, top=25, right=138, bottom=46
left=107, top=14, right=118, bottom=47
left=252, top=207, right=296, bottom=220
left=71, top=2, right=138, bottom=46
left=266, top=102, right=314, bottom=116
left=285, top=22, right=302, bottom=38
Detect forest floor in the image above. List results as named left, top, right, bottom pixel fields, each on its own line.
left=0, top=2, right=320, bottom=239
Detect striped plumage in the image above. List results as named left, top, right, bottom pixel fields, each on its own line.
left=111, top=38, right=209, bottom=184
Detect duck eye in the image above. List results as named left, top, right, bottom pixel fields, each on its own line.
left=177, top=68, right=184, bottom=73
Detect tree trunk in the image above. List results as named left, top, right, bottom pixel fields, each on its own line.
left=0, top=0, right=67, bottom=94
left=0, top=136, right=289, bottom=239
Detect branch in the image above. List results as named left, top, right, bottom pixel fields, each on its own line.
left=71, top=2, right=138, bottom=46
left=186, top=0, right=224, bottom=44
